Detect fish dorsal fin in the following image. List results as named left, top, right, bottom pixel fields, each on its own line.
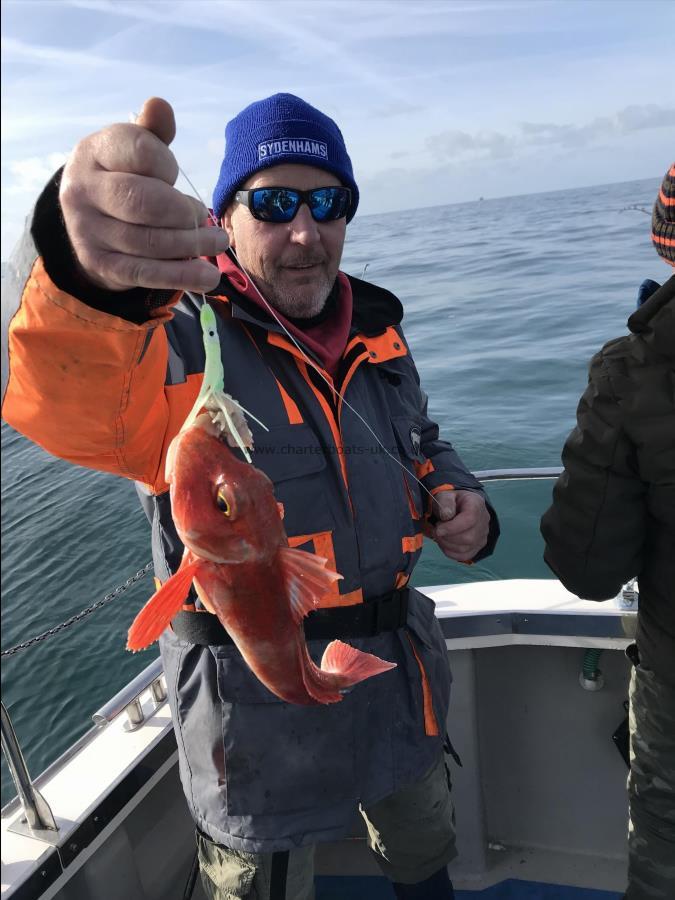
left=278, top=547, right=342, bottom=625
left=127, top=555, right=202, bottom=651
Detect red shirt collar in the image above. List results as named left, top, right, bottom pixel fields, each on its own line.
left=215, top=252, right=353, bottom=377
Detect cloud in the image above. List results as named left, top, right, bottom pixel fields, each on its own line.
left=426, top=129, right=516, bottom=161
left=520, top=104, right=674, bottom=149
left=1, top=36, right=112, bottom=69
left=64, top=0, right=418, bottom=109
left=614, top=104, right=673, bottom=133
left=5, top=153, right=70, bottom=196
left=427, top=104, right=675, bottom=162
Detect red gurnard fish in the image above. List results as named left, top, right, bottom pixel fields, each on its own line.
left=127, top=415, right=396, bottom=704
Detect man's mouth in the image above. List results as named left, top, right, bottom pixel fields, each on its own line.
left=283, top=260, right=325, bottom=270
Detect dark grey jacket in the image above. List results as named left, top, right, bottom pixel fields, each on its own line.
left=541, top=275, right=675, bottom=682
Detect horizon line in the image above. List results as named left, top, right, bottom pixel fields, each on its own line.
left=352, top=173, right=660, bottom=222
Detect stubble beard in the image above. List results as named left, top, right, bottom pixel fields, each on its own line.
left=250, top=266, right=335, bottom=319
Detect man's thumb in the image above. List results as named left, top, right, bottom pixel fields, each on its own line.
left=135, top=97, right=176, bottom=146
left=434, top=491, right=457, bottom=522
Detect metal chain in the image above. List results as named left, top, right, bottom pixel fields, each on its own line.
left=1, top=562, right=154, bottom=658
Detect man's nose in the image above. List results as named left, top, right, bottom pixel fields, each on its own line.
left=289, top=203, right=321, bottom=244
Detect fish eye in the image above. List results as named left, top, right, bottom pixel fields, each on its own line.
left=216, top=488, right=232, bottom=517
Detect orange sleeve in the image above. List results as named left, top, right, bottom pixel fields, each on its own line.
left=3, top=258, right=177, bottom=489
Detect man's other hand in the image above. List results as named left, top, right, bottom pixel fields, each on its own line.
left=431, top=490, right=490, bottom=562
left=59, top=97, right=228, bottom=294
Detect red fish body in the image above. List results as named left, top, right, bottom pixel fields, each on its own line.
left=127, top=416, right=395, bottom=704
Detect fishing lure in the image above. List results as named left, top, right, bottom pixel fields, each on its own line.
left=180, top=300, right=268, bottom=462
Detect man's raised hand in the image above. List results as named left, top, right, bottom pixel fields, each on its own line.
left=59, top=97, right=228, bottom=293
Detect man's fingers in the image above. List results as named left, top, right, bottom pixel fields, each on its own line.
left=435, top=514, right=471, bottom=540
left=88, top=124, right=179, bottom=185
left=74, top=171, right=209, bottom=228
left=85, top=253, right=223, bottom=294
left=434, top=514, right=487, bottom=559
left=92, top=219, right=229, bottom=261
left=135, top=97, right=176, bottom=146
left=435, top=525, right=484, bottom=560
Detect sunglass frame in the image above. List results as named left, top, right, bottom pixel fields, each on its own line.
left=234, top=186, right=352, bottom=223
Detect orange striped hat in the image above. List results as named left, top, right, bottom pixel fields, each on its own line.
left=652, top=163, right=675, bottom=265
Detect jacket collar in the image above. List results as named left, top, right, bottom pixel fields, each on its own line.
left=345, top=273, right=403, bottom=336
left=627, top=274, right=675, bottom=360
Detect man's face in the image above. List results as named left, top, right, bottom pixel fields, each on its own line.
left=222, top=164, right=347, bottom=319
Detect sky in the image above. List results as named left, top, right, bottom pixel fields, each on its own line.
left=2, top=0, right=674, bottom=258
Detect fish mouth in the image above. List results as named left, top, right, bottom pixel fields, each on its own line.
left=180, top=531, right=255, bottom=564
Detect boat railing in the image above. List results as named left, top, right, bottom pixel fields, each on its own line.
left=92, top=656, right=167, bottom=729
left=1, top=701, right=58, bottom=838
left=1, top=655, right=169, bottom=843
left=472, top=467, right=562, bottom=481
left=2, top=465, right=564, bottom=844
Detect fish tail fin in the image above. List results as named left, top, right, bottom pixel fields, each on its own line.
left=321, top=640, right=397, bottom=686
left=278, top=547, right=342, bottom=624
left=126, top=557, right=202, bottom=651
left=300, top=640, right=396, bottom=703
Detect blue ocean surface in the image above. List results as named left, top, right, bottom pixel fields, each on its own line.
left=0, top=177, right=663, bottom=805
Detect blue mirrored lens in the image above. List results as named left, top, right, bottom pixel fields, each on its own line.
left=309, top=188, right=350, bottom=222
left=252, top=189, right=299, bottom=222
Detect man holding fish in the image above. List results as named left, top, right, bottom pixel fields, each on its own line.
left=2, top=94, right=499, bottom=899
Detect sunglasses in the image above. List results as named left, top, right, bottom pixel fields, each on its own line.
left=234, top=186, right=352, bottom=224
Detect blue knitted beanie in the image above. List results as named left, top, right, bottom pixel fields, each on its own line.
left=212, top=93, right=359, bottom=222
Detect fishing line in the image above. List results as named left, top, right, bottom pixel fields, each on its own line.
left=178, top=165, right=442, bottom=515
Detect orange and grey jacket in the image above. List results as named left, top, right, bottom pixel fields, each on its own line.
left=2, top=172, right=498, bottom=851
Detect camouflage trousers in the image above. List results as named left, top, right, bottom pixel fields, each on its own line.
left=196, top=752, right=456, bottom=899
left=626, top=659, right=675, bottom=899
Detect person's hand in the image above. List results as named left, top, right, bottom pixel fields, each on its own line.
left=431, top=490, right=490, bottom=562
left=59, top=97, right=228, bottom=293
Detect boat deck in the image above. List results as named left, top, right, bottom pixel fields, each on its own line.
left=2, top=579, right=635, bottom=899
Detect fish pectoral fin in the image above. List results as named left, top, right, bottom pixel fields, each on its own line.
left=126, top=557, right=203, bottom=651
left=278, top=547, right=342, bottom=625
left=164, top=432, right=181, bottom=484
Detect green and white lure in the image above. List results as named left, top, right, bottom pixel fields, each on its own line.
left=181, top=300, right=268, bottom=463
